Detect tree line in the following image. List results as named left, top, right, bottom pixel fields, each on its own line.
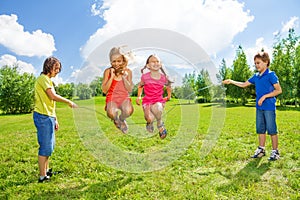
left=218, top=28, right=300, bottom=106
left=0, top=29, right=299, bottom=114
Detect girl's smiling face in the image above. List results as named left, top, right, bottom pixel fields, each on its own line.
left=111, top=54, right=124, bottom=70
left=147, top=56, right=161, bottom=71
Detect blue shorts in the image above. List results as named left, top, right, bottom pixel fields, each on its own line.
left=256, top=109, right=277, bottom=135
left=33, top=112, right=56, bottom=156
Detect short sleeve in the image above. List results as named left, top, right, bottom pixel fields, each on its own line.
left=269, top=71, right=279, bottom=84
left=38, top=75, right=53, bottom=91
left=248, top=74, right=256, bottom=84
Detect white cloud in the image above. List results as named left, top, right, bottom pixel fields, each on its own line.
left=244, top=37, right=273, bottom=68
left=69, top=61, right=102, bottom=83
left=0, top=14, right=56, bottom=57
left=91, top=3, right=101, bottom=16
left=52, top=75, right=64, bottom=85
left=281, top=16, right=299, bottom=33
left=0, top=54, right=36, bottom=74
left=81, top=0, right=254, bottom=60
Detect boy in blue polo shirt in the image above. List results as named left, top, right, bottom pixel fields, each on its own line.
left=223, top=51, right=282, bottom=161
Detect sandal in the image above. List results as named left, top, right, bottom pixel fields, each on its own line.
left=113, top=119, right=121, bottom=129
left=146, top=122, right=154, bottom=133
left=120, top=120, right=128, bottom=134
left=158, top=124, right=167, bottom=139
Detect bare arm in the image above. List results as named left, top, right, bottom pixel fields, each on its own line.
left=102, top=68, right=115, bottom=94
left=46, top=88, right=76, bottom=108
left=163, top=85, right=172, bottom=101
left=136, top=81, right=144, bottom=105
left=122, top=69, right=134, bottom=92
left=222, top=79, right=251, bottom=88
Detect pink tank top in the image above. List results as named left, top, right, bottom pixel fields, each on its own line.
left=141, top=72, right=167, bottom=105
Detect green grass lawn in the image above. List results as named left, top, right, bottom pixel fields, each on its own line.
left=0, top=96, right=299, bottom=200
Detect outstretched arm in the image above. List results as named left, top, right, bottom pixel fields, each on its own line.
left=222, top=79, right=251, bottom=88
left=46, top=88, right=77, bottom=108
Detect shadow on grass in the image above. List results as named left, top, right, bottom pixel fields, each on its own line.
left=29, top=177, right=134, bottom=200
left=217, top=158, right=271, bottom=193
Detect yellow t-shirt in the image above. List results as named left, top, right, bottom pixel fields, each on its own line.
left=34, top=74, right=56, bottom=117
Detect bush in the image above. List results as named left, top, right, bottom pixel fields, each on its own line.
left=76, top=83, right=92, bottom=100
left=0, top=66, right=36, bottom=114
left=195, top=97, right=210, bottom=103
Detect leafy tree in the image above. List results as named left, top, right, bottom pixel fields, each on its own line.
left=216, top=58, right=231, bottom=82
left=56, top=83, right=75, bottom=99
left=271, top=28, right=299, bottom=106
left=195, top=69, right=211, bottom=102
left=0, top=65, right=35, bottom=114
left=89, top=76, right=103, bottom=96
left=131, top=83, right=139, bottom=97
left=294, top=44, right=300, bottom=106
left=76, top=83, right=92, bottom=100
left=229, top=45, right=253, bottom=105
left=181, top=72, right=197, bottom=101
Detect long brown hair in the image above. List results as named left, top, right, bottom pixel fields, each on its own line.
left=42, top=56, right=61, bottom=75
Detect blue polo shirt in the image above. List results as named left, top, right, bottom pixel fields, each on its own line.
left=248, top=68, right=279, bottom=110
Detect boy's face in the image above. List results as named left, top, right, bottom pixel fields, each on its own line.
left=49, top=62, right=61, bottom=78
left=254, top=58, right=267, bottom=73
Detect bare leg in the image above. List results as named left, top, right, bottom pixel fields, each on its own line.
left=119, top=99, right=134, bottom=121
left=270, top=134, right=278, bottom=150
left=151, top=103, right=167, bottom=139
left=38, top=155, right=49, bottom=176
left=106, top=102, right=119, bottom=120
left=150, top=103, right=164, bottom=127
left=142, top=104, right=155, bottom=133
left=258, top=134, right=266, bottom=147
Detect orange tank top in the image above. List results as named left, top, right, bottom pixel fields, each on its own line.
left=106, top=79, right=130, bottom=106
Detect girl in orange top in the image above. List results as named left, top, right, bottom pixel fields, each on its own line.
left=102, top=47, right=134, bottom=133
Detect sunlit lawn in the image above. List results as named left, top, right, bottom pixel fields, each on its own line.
left=0, top=96, right=299, bottom=199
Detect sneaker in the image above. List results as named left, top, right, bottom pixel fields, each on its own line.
left=268, top=150, right=280, bottom=161
left=46, top=168, right=61, bottom=177
left=38, top=175, right=50, bottom=183
left=251, top=146, right=265, bottom=158
left=46, top=168, right=53, bottom=177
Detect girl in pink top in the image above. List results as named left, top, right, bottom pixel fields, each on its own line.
left=102, top=47, right=134, bottom=133
left=136, top=55, right=172, bottom=139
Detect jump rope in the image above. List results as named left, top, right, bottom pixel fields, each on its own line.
left=77, top=84, right=217, bottom=125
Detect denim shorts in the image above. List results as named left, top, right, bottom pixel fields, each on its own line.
left=33, top=112, right=56, bottom=156
left=256, top=109, right=278, bottom=135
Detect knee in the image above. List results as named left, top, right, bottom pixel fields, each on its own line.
left=123, top=106, right=134, bottom=117
left=106, top=109, right=116, bottom=119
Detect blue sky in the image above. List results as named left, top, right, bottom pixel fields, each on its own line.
left=0, top=0, right=299, bottom=84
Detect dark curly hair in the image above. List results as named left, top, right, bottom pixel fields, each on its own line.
left=42, top=56, right=62, bottom=75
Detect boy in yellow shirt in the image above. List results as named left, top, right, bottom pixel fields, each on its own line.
left=33, top=57, right=78, bottom=182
